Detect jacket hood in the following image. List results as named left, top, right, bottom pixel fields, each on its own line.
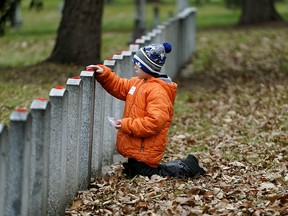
left=147, top=77, right=177, bottom=104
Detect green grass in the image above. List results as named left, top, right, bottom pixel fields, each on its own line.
left=1, top=0, right=288, bottom=66
left=195, top=3, right=241, bottom=28
left=196, top=0, right=288, bottom=28
left=0, top=0, right=177, bottom=67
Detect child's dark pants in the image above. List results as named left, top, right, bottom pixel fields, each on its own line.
left=123, top=158, right=160, bottom=178
left=123, top=155, right=206, bottom=179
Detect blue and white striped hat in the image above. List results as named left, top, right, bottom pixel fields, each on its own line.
left=133, top=42, right=172, bottom=77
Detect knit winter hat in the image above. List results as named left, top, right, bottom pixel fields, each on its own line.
left=133, top=42, right=172, bottom=77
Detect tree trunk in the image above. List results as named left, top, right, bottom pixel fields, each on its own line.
left=131, top=0, right=146, bottom=43
left=239, top=0, right=283, bottom=25
left=47, top=0, right=104, bottom=65
left=176, top=0, right=188, bottom=12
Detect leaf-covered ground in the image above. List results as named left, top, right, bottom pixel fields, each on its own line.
left=66, top=26, right=288, bottom=215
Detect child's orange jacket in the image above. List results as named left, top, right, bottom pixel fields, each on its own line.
left=95, top=65, right=177, bottom=167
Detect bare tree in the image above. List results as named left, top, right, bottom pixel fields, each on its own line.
left=0, top=0, right=22, bottom=35
left=239, top=0, right=283, bottom=25
left=131, top=0, right=146, bottom=43
left=47, top=0, right=104, bottom=65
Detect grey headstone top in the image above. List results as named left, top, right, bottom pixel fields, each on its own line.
left=178, top=7, right=196, bottom=18
left=135, top=38, right=145, bottom=44
left=122, top=50, right=132, bottom=56
left=157, top=24, right=166, bottom=30
left=129, top=44, right=140, bottom=53
left=66, top=78, right=82, bottom=86
left=10, top=110, right=29, bottom=121
left=80, top=71, right=95, bottom=77
left=49, top=87, right=66, bottom=97
left=181, top=8, right=197, bottom=18
left=112, top=53, right=123, bottom=60
left=104, top=59, right=116, bottom=67
left=153, top=28, right=162, bottom=34
left=142, top=35, right=151, bottom=41
left=167, top=16, right=177, bottom=23
left=30, top=98, right=49, bottom=110
left=147, top=31, right=157, bottom=37
left=186, top=7, right=197, bottom=13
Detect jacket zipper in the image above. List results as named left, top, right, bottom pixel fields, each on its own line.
left=138, top=80, right=146, bottom=153
left=128, top=79, right=145, bottom=116
left=128, top=80, right=146, bottom=152
left=141, top=138, right=144, bottom=152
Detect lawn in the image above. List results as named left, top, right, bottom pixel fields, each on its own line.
left=1, top=0, right=288, bottom=123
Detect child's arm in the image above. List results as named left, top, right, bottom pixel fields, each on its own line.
left=86, top=64, right=130, bottom=101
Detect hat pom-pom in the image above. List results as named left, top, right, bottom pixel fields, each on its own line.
left=163, top=42, right=172, bottom=53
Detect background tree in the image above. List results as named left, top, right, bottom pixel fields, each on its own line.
left=0, top=0, right=12, bottom=35
left=47, top=0, right=104, bottom=65
left=225, top=0, right=283, bottom=24
left=239, top=0, right=283, bottom=24
left=0, top=0, right=41, bottom=36
left=0, top=0, right=22, bottom=35
left=131, top=0, right=146, bottom=43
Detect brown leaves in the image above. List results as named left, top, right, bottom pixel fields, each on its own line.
left=66, top=28, right=288, bottom=215
left=66, top=172, right=200, bottom=215
left=197, top=28, right=288, bottom=76
left=66, top=72, right=287, bottom=215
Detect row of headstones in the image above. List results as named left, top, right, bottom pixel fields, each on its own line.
left=0, top=7, right=196, bottom=216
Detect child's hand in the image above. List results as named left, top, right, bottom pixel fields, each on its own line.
left=108, top=117, right=122, bottom=129
left=115, top=119, right=122, bottom=130
left=86, top=64, right=104, bottom=73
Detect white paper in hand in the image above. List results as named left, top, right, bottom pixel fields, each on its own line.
left=108, top=116, right=120, bottom=127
